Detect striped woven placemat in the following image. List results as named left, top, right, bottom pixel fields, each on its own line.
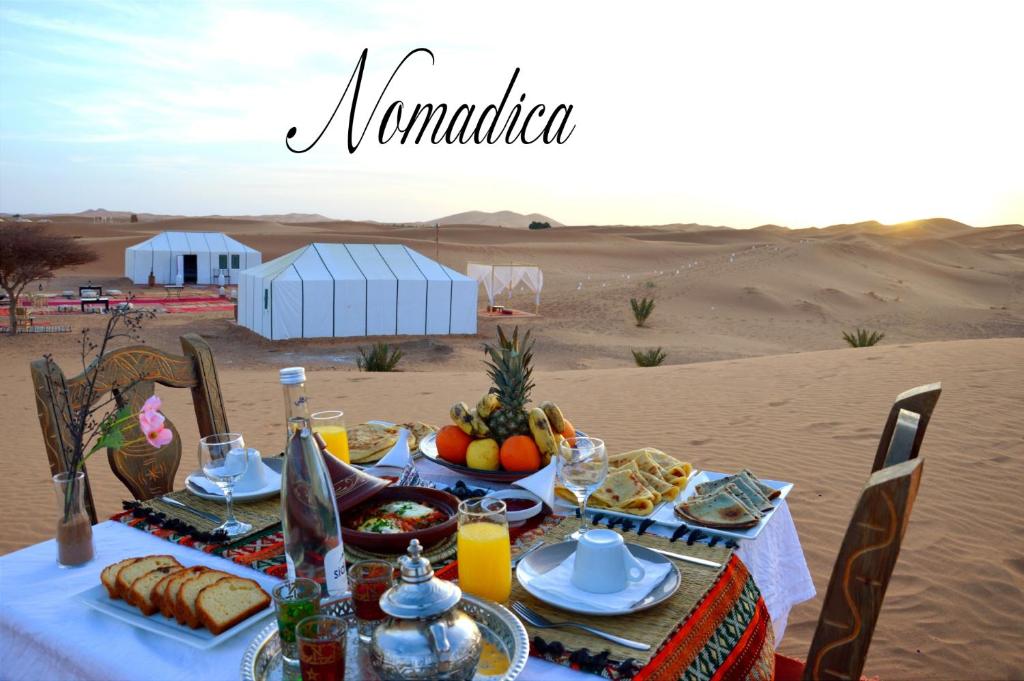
left=510, top=518, right=734, bottom=674
left=140, top=488, right=281, bottom=539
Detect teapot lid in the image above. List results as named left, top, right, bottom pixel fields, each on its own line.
left=379, top=539, right=461, bottom=619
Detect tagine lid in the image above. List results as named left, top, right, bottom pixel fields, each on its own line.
left=311, top=431, right=392, bottom=512
left=379, top=539, right=462, bottom=619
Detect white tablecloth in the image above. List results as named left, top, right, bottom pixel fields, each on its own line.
left=0, top=467, right=815, bottom=681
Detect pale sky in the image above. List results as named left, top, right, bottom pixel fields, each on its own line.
left=1, top=0, right=1022, bottom=228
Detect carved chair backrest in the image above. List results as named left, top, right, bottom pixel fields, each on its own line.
left=803, top=457, right=924, bottom=680
left=880, top=409, right=920, bottom=471
left=871, top=382, right=941, bottom=473
left=30, top=333, right=229, bottom=523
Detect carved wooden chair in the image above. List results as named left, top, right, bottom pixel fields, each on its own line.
left=31, top=333, right=229, bottom=524
left=775, top=457, right=924, bottom=680
left=871, top=382, right=941, bottom=473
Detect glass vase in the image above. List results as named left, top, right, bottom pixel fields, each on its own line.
left=54, top=471, right=94, bottom=567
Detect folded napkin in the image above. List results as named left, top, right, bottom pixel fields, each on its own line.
left=376, top=428, right=411, bottom=468
left=192, top=460, right=281, bottom=495
left=513, top=461, right=556, bottom=510
left=527, top=552, right=672, bottom=613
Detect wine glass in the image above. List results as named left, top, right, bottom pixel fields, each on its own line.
left=198, top=432, right=252, bottom=537
left=556, top=436, right=607, bottom=540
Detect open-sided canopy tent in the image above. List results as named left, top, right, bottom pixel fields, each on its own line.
left=466, top=263, right=543, bottom=307
left=238, top=244, right=478, bottom=340
left=123, top=232, right=261, bottom=285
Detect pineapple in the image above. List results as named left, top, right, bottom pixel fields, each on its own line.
left=483, top=326, right=535, bottom=443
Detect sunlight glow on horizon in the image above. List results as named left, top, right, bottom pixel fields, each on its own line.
left=0, top=0, right=1022, bottom=228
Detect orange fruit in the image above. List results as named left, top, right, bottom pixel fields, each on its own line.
left=560, top=418, right=577, bottom=446
left=499, top=435, right=541, bottom=472
left=436, top=425, right=472, bottom=465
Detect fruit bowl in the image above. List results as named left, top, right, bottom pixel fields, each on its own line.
left=339, top=486, right=459, bottom=553
left=419, top=430, right=587, bottom=483
left=418, top=432, right=537, bottom=482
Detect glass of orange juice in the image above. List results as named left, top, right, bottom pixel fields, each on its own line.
left=311, top=411, right=350, bottom=463
left=457, top=497, right=511, bottom=602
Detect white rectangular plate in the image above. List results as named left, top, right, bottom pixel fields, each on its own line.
left=556, top=471, right=794, bottom=541
left=75, top=583, right=273, bottom=649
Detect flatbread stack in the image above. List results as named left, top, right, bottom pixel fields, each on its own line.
left=556, top=447, right=694, bottom=517
left=347, top=422, right=401, bottom=464
left=396, top=421, right=437, bottom=452
left=674, top=469, right=780, bottom=529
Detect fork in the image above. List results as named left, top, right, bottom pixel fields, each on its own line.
left=510, top=601, right=651, bottom=651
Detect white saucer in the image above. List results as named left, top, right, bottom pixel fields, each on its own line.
left=185, top=458, right=282, bottom=503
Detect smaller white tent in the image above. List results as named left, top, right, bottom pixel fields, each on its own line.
left=238, top=244, right=478, bottom=340
left=467, top=263, right=543, bottom=308
left=124, top=232, right=261, bottom=285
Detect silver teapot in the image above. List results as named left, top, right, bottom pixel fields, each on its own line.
left=369, top=539, right=482, bottom=680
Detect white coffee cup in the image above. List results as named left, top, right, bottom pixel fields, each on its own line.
left=231, top=448, right=268, bottom=492
left=570, top=529, right=646, bottom=593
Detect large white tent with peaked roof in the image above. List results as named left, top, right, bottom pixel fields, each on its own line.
left=124, top=231, right=261, bottom=285
left=237, top=244, right=478, bottom=340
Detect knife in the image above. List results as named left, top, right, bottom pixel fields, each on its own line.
left=649, top=547, right=722, bottom=568
left=159, top=496, right=222, bottom=524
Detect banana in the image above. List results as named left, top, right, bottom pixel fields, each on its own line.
left=476, top=394, right=500, bottom=420
left=450, top=402, right=475, bottom=436
left=528, top=407, right=558, bottom=466
left=539, top=401, right=565, bottom=434
left=469, top=409, right=491, bottom=437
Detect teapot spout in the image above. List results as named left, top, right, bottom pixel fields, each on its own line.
left=428, top=621, right=452, bottom=655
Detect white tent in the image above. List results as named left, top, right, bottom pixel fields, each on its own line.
left=467, top=263, right=543, bottom=307
left=238, top=244, right=478, bottom=340
left=123, top=232, right=261, bottom=285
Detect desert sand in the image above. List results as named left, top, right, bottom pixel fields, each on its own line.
left=1, top=215, right=1022, bottom=678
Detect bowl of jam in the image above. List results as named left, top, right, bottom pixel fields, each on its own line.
left=482, top=489, right=543, bottom=526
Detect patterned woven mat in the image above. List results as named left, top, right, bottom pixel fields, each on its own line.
left=510, top=519, right=733, bottom=671
left=144, top=488, right=281, bottom=538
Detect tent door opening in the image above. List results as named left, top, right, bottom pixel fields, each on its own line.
left=183, top=255, right=198, bottom=284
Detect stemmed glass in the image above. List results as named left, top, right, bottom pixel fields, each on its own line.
left=556, top=436, right=607, bottom=540
left=198, top=432, right=252, bottom=537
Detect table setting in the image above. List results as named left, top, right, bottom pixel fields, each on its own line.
left=0, top=325, right=815, bottom=680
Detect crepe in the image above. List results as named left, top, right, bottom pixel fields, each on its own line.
left=695, top=470, right=777, bottom=509
left=642, top=449, right=693, bottom=482
left=674, top=489, right=761, bottom=529
left=347, top=423, right=400, bottom=463
left=589, top=469, right=658, bottom=516
left=396, top=421, right=437, bottom=452
left=637, top=469, right=679, bottom=500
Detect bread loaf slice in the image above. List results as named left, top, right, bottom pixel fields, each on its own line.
left=128, top=565, right=185, bottom=615
left=197, top=577, right=272, bottom=635
left=115, top=555, right=181, bottom=600
left=160, top=567, right=206, bottom=618
left=101, top=558, right=139, bottom=599
left=176, top=570, right=229, bottom=627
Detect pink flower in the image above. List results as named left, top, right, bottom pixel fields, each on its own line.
left=146, top=426, right=173, bottom=448
left=138, top=409, right=165, bottom=436
left=141, top=395, right=162, bottom=415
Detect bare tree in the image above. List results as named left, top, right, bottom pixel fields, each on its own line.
left=0, top=225, right=97, bottom=334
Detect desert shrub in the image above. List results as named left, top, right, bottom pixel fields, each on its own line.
left=630, top=297, right=655, bottom=327
left=528, top=221, right=551, bottom=230
left=842, top=328, right=885, bottom=347
left=632, top=347, right=667, bottom=367
left=357, top=343, right=403, bottom=371
left=644, top=281, right=656, bottom=289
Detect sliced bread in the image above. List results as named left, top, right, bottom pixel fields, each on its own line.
left=196, top=577, right=272, bottom=635
left=176, top=570, right=229, bottom=628
left=101, top=557, right=139, bottom=599
left=160, top=567, right=206, bottom=618
left=115, top=555, right=181, bottom=598
left=128, top=565, right=185, bottom=615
